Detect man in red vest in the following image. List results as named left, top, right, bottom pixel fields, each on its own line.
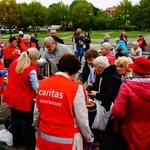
left=34, top=53, right=94, bottom=150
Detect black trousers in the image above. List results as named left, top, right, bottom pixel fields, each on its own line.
left=10, top=108, right=36, bottom=149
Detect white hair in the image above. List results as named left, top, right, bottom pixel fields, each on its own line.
left=23, top=34, right=31, bottom=40
left=93, top=56, right=109, bottom=68
left=44, top=36, right=56, bottom=44
left=133, top=41, right=139, bottom=46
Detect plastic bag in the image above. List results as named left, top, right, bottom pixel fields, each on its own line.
left=0, top=129, right=13, bottom=146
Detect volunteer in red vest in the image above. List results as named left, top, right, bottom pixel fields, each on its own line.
left=34, top=53, right=94, bottom=150
left=3, top=36, right=21, bottom=68
left=3, top=48, right=40, bottom=150
left=19, top=34, right=36, bottom=52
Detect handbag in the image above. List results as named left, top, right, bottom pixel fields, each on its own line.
left=99, top=116, right=126, bottom=150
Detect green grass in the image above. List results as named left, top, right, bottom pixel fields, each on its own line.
left=1, top=30, right=150, bottom=43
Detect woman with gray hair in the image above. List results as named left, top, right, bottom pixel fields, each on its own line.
left=3, top=48, right=40, bottom=150
left=19, top=34, right=36, bottom=52
left=129, top=41, right=142, bottom=60
left=100, top=42, right=116, bottom=65
left=88, top=56, right=122, bottom=111
left=87, top=56, right=122, bottom=150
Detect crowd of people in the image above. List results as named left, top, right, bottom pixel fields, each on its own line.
left=0, top=28, right=150, bottom=150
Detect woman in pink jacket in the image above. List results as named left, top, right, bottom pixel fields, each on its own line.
left=112, top=56, right=150, bottom=150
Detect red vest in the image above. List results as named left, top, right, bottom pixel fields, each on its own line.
left=2, top=61, right=36, bottom=111
left=4, top=46, right=20, bottom=60
left=20, top=42, right=36, bottom=52
left=0, top=61, right=5, bottom=95
left=36, top=75, right=80, bottom=150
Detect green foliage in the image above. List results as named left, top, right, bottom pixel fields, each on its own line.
left=0, top=0, right=150, bottom=32
left=47, top=2, right=69, bottom=28
left=28, top=1, right=47, bottom=29
left=94, top=9, right=109, bottom=30
left=71, top=1, right=93, bottom=30
left=0, top=0, right=21, bottom=27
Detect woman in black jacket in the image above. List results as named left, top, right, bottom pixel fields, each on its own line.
left=84, top=31, right=91, bottom=52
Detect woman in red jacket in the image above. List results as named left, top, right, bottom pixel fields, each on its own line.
left=3, top=36, right=21, bottom=68
left=3, top=47, right=40, bottom=150
left=112, top=57, right=150, bottom=150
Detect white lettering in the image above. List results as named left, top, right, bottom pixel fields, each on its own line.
left=39, top=89, right=64, bottom=99
left=39, top=99, right=62, bottom=107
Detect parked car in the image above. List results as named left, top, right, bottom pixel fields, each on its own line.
left=48, top=25, right=61, bottom=30
left=0, top=27, right=16, bottom=33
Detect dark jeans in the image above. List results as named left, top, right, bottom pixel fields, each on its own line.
left=10, top=108, right=36, bottom=149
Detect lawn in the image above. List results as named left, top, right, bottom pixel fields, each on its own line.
left=0, top=30, right=150, bottom=43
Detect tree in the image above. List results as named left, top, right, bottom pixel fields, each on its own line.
left=115, top=0, right=133, bottom=31
left=139, top=0, right=150, bottom=31
left=0, top=0, right=20, bottom=28
left=28, top=1, right=47, bottom=31
left=47, top=2, right=69, bottom=30
left=94, top=9, right=109, bottom=30
left=71, top=1, right=94, bottom=30
left=17, top=3, right=30, bottom=31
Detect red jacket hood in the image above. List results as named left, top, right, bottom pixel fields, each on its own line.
left=126, top=79, right=150, bottom=102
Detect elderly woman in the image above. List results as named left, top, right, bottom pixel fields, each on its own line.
left=19, top=34, right=36, bottom=52
left=115, top=56, right=133, bottom=82
left=88, top=56, right=122, bottom=150
left=88, top=56, right=122, bottom=111
left=100, top=42, right=116, bottom=65
left=129, top=41, right=142, bottom=60
left=101, top=34, right=110, bottom=44
left=112, top=56, right=150, bottom=150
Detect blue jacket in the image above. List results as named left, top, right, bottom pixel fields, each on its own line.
left=116, top=40, right=128, bottom=54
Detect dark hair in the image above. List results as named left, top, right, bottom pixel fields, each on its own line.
left=84, top=31, right=90, bottom=38
left=57, top=53, right=81, bottom=75
left=85, top=49, right=99, bottom=59
left=9, top=36, right=17, bottom=43
left=117, top=48, right=123, bottom=53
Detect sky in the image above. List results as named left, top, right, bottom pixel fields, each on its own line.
left=16, top=0, right=140, bottom=10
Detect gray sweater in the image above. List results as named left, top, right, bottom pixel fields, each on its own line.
left=42, top=43, right=72, bottom=74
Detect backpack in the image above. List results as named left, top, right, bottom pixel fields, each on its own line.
left=78, top=35, right=85, bottom=46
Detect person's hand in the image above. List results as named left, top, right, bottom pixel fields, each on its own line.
left=86, top=83, right=93, bottom=91
left=110, top=102, right=114, bottom=113
left=78, top=78, right=83, bottom=84
left=86, top=141, right=94, bottom=149
left=12, top=51, right=16, bottom=56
